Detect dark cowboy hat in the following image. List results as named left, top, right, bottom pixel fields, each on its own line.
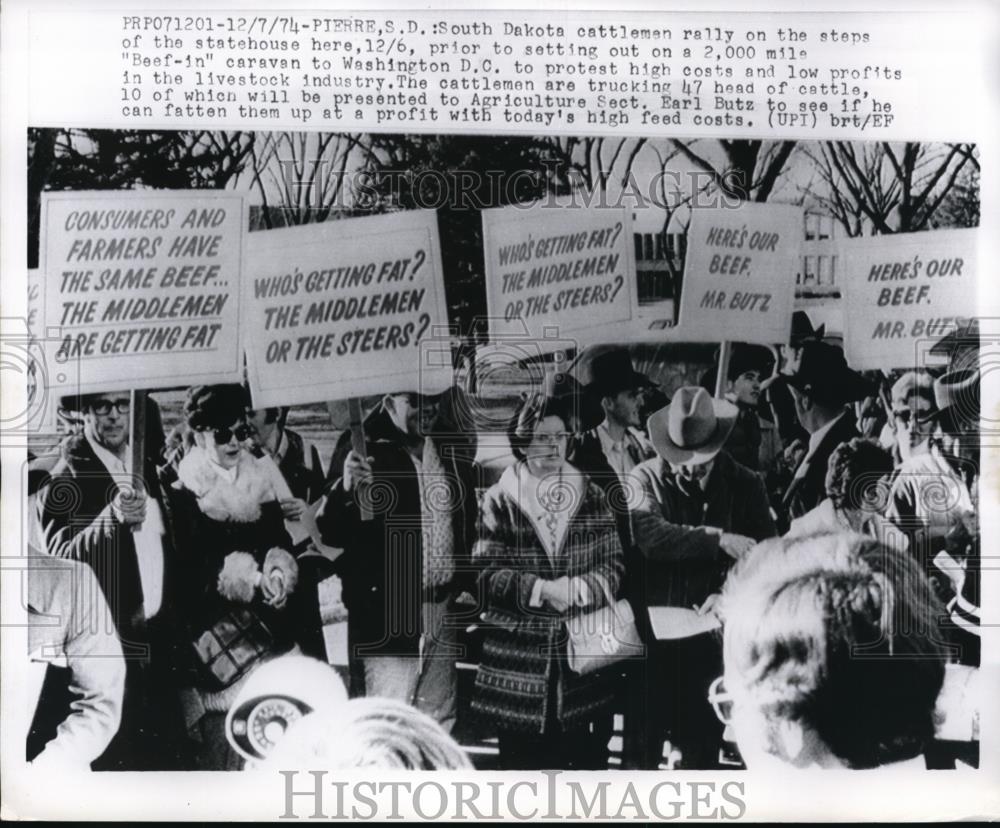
left=647, top=386, right=738, bottom=465
left=929, top=319, right=979, bottom=357
left=785, top=341, right=873, bottom=406
left=542, top=370, right=604, bottom=432
left=573, top=346, right=656, bottom=399
left=917, top=368, right=980, bottom=425
left=727, top=343, right=776, bottom=382
left=790, top=310, right=826, bottom=346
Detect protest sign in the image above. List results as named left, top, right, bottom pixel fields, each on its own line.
left=27, top=267, right=41, bottom=333
left=677, top=203, right=801, bottom=345
left=24, top=268, right=58, bottom=433
left=482, top=203, right=637, bottom=350
left=40, top=191, right=246, bottom=395
left=244, top=210, right=451, bottom=408
left=839, top=228, right=977, bottom=369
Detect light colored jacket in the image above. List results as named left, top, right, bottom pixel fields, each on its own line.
left=28, top=549, right=125, bottom=768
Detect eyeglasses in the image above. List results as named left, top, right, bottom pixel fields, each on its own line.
left=893, top=408, right=931, bottom=426
left=90, top=399, right=131, bottom=416
left=209, top=423, right=252, bottom=444
left=531, top=432, right=571, bottom=447
left=707, top=676, right=734, bottom=725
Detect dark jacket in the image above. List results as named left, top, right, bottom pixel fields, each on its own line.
left=38, top=433, right=180, bottom=651
left=472, top=466, right=624, bottom=734
left=629, top=450, right=776, bottom=611
left=780, top=410, right=860, bottom=523
left=273, top=427, right=329, bottom=504
left=315, top=408, right=479, bottom=657
left=168, top=491, right=296, bottom=658
left=568, top=427, right=653, bottom=618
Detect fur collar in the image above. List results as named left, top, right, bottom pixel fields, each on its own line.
left=175, top=446, right=277, bottom=523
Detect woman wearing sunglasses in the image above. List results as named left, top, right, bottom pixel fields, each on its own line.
left=165, top=384, right=300, bottom=770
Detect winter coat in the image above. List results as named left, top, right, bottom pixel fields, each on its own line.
left=316, top=407, right=479, bottom=657
left=628, top=450, right=776, bottom=611
left=471, top=463, right=625, bottom=735
left=780, top=410, right=860, bottom=524
left=164, top=447, right=297, bottom=695
left=38, top=433, right=180, bottom=645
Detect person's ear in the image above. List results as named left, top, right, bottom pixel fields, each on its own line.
left=792, top=388, right=812, bottom=413
left=601, top=395, right=614, bottom=415
left=192, top=429, right=208, bottom=449
left=382, top=394, right=397, bottom=415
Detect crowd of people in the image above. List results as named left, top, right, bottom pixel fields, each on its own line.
left=25, top=314, right=981, bottom=772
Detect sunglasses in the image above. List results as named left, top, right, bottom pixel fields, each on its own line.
left=90, top=399, right=131, bottom=416
left=893, top=408, right=931, bottom=426
left=707, top=676, right=734, bottom=725
left=209, top=423, right=252, bottom=444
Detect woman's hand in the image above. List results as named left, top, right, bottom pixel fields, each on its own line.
left=695, top=593, right=721, bottom=618
left=720, top=532, right=755, bottom=560
left=279, top=497, right=308, bottom=521
left=541, top=577, right=572, bottom=613
left=260, top=569, right=289, bottom=608
left=261, top=548, right=299, bottom=609
left=569, top=577, right=592, bottom=608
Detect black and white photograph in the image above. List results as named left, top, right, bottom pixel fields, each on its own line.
left=21, top=127, right=983, bottom=774
left=2, top=2, right=998, bottom=822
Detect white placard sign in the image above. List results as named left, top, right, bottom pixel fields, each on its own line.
left=677, top=203, right=802, bottom=345
left=245, top=210, right=450, bottom=407
left=839, top=228, right=977, bottom=369
left=40, top=191, right=246, bottom=395
left=482, top=203, right=638, bottom=350
left=25, top=268, right=57, bottom=432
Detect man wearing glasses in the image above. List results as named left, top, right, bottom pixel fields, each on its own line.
left=37, top=392, right=186, bottom=769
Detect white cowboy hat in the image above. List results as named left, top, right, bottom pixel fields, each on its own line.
left=647, top=386, right=738, bottom=465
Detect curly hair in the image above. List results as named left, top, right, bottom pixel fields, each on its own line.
left=719, top=532, right=947, bottom=769
left=825, top=437, right=894, bottom=512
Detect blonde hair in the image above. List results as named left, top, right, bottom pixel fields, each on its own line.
left=262, top=697, right=472, bottom=770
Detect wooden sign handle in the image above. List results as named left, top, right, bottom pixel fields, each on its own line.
left=348, top=396, right=373, bottom=521
left=128, top=389, right=147, bottom=532
left=714, top=341, right=732, bottom=400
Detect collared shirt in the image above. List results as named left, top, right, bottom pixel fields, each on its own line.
left=596, top=421, right=645, bottom=484
left=807, top=409, right=847, bottom=458
left=409, top=438, right=456, bottom=589
left=263, top=427, right=288, bottom=466
left=85, top=429, right=165, bottom=619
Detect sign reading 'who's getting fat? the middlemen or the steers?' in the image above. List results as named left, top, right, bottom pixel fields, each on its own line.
left=243, top=209, right=451, bottom=408
left=482, top=202, right=639, bottom=353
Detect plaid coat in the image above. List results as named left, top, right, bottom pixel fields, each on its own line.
left=471, top=464, right=625, bottom=735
